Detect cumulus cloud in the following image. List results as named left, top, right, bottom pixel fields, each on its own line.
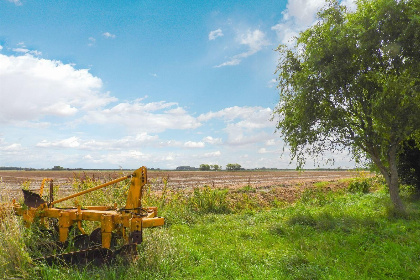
left=36, top=133, right=164, bottom=151
left=209, top=29, right=224, bottom=40
left=0, top=54, right=116, bottom=124
left=203, top=151, right=221, bottom=157
left=265, top=139, right=276, bottom=146
left=83, top=99, right=201, bottom=133
left=215, top=29, right=270, bottom=67
left=258, top=148, right=268, bottom=154
left=198, top=106, right=274, bottom=146
left=103, top=32, right=116, bottom=39
left=83, top=150, right=152, bottom=166
left=0, top=143, right=22, bottom=152
left=198, top=106, right=272, bottom=125
left=224, top=124, right=272, bottom=146
left=271, top=0, right=327, bottom=45
left=184, top=141, right=205, bottom=148
left=203, top=136, right=222, bottom=145
left=37, top=136, right=80, bottom=148
left=272, top=0, right=356, bottom=45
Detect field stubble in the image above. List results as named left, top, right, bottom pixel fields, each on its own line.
left=0, top=169, right=361, bottom=203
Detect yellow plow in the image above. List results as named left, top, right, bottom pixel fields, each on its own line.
left=2, top=166, right=164, bottom=265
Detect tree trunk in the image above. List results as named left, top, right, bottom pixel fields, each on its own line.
left=388, top=145, right=405, bottom=212
left=368, top=145, right=405, bottom=212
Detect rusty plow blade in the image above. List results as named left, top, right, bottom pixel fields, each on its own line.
left=33, top=243, right=139, bottom=266
left=22, top=189, right=46, bottom=208
left=35, top=246, right=114, bottom=266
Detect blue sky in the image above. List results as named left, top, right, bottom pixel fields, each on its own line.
left=0, top=0, right=356, bottom=169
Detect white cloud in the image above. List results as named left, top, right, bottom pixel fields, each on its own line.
left=265, top=139, right=276, bottom=146
left=258, top=148, right=268, bottom=154
left=0, top=45, right=3, bottom=51
left=224, top=124, right=272, bottom=146
left=103, top=32, right=116, bottom=39
left=272, top=0, right=356, bottom=46
left=271, top=0, right=327, bottom=45
left=198, top=106, right=272, bottom=125
left=0, top=54, right=117, bottom=124
left=203, top=136, right=222, bottom=145
left=12, top=47, right=42, bottom=56
left=12, top=47, right=29, bottom=53
left=209, top=29, right=224, bottom=40
left=37, top=136, right=80, bottom=148
left=215, top=29, right=270, bottom=67
left=287, top=0, right=327, bottom=27
left=184, top=141, right=205, bottom=148
left=198, top=106, right=274, bottom=147
left=83, top=99, right=201, bottom=133
left=0, top=143, right=22, bottom=151
left=203, top=151, right=221, bottom=157
left=83, top=150, right=152, bottom=166
left=36, top=133, right=163, bottom=151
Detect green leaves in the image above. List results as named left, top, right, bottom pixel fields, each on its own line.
left=275, top=0, right=420, bottom=168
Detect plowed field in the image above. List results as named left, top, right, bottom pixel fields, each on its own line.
left=0, top=169, right=363, bottom=202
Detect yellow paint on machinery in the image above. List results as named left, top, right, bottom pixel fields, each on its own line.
left=10, top=166, right=164, bottom=250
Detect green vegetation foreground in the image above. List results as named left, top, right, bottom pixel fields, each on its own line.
left=1, top=176, right=420, bottom=279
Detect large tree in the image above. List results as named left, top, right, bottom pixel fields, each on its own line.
left=275, top=0, right=420, bottom=210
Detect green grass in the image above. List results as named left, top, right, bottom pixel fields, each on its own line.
left=2, top=177, right=420, bottom=279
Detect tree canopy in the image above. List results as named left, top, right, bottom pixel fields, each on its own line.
left=275, top=0, right=420, bottom=210
left=226, top=163, right=242, bottom=171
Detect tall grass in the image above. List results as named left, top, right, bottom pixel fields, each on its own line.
left=0, top=207, right=31, bottom=279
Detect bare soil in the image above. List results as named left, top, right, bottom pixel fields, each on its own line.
left=0, top=169, right=363, bottom=203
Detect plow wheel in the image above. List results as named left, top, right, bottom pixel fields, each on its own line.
left=89, top=228, right=118, bottom=249
left=73, top=234, right=90, bottom=250
left=38, top=246, right=114, bottom=266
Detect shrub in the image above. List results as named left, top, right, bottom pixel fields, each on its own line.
left=348, top=179, right=370, bottom=194
left=189, top=186, right=230, bottom=214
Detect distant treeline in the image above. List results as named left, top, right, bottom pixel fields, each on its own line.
left=0, top=167, right=36, bottom=171
left=0, top=166, right=363, bottom=171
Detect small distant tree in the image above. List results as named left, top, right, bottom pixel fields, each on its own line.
left=211, top=164, right=221, bottom=171
left=199, top=164, right=211, bottom=171
left=226, top=163, right=241, bottom=171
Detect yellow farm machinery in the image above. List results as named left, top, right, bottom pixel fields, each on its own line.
left=2, top=166, right=164, bottom=265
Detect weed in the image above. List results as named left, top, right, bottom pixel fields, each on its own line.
left=300, top=188, right=330, bottom=207
left=0, top=208, right=31, bottom=279
left=237, top=185, right=256, bottom=193
left=348, top=179, right=370, bottom=194
left=189, top=186, right=230, bottom=214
